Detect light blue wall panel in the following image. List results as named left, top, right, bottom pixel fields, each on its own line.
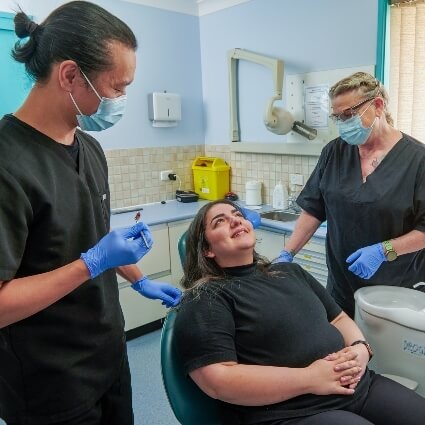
left=199, top=0, right=379, bottom=145
left=1, top=0, right=381, bottom=149
left=0, top=0, right=204, bottom=150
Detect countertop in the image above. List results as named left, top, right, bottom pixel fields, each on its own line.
left=110, top=199, right=210, bottom=228
left=110, top=200, right=326, bottom=240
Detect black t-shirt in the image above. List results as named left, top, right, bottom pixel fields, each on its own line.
left=174, top=262, right=370, bottom=424
left=61, top=136, right=80, bottom=170
left=0, top=115, right=125, bottom=423
left=297, top=135, right=425, bottom=317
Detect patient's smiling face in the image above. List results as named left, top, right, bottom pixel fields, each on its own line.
left=203, top=203, right=256, bottom=267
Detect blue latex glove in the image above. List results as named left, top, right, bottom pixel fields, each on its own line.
left=273, top=249, right=294, bottom=264
left=132, top=276, right=182, bottom=308
left=241, top=207, right=261, bottom=229
left=81, top=222, right=153, bottom=279
left=346, top=243, right=386, bottom=279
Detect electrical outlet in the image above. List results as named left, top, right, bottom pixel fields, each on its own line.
left=160, top=169, right=174, bottom=181
left=289, top=173, right=304, bottom=185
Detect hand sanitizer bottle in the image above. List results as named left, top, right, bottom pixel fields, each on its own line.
left=273, top=182, right=288, bottom=210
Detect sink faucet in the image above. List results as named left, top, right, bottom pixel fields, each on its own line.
left=287, top=195, right=301, bottom=213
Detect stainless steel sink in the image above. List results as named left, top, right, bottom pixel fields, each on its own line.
left=260, top=210, right=300, bottom=222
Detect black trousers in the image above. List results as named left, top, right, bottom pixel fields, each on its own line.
left=9, top=353, right=133, bottom=425
left=262, top=373, right=425, bottom=425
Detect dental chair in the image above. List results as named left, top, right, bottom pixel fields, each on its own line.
left=160, top=231, right=221, bottom=425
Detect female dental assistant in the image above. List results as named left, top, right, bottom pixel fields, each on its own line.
left=0, top=2, right=180, bottom=424
left=275, top=72, right=425, bottom=318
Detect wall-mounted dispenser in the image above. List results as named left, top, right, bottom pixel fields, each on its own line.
left=148, top=92, right=181, bottom=127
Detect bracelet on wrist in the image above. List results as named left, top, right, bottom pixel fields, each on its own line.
left=351, top=340, right=374, bottom=361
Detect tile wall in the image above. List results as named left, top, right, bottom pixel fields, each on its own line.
left=105, top=145, right=320, bottom=209
left=105, top=145, right=204, bottom=209
left=205, top=146, right=320, bottom=206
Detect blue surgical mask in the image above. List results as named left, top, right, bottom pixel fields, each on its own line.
left=70, top=69, right=127, bottom=132
left=337, top=102, right=376, bottom=146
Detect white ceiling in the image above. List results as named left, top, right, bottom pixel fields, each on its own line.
left=122, top=0, right=252, bottom=16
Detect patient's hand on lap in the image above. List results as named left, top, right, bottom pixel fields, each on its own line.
left=324, top=348, right=365, bottom=389
left=305, top=357, right=359, bottom=396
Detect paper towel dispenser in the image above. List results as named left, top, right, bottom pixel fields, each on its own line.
left=148, top=92, right=181, bottom=127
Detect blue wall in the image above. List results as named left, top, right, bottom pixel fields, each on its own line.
left=199, top=0, right=379, bottom=145
left=0, top=0, right=204, bottom=150
left=0, top=0, right=380, bottom=149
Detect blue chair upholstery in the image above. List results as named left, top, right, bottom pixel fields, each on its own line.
left=177, top=230, right=188, bottom=269
left=160, top=231, right=221, bottom=424
left=160, top=310, right=221, bottom=424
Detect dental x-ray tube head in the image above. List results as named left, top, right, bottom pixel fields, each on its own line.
left=264, top=104, right=294, bottom=135
left=292, top=121, right=317, bottom=140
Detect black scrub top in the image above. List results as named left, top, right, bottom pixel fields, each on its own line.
left=297, top=134, right=425, bottom=317
left=0, top=115, right=125, bottom=424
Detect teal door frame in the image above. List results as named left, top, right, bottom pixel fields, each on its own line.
left=375, top=0, right=390, bottom=84
left=0, top=11, right=32, bottom=116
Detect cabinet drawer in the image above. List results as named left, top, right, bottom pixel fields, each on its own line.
left=117, top=224, right=170, bottom=284
left=303, top=239, right=326, bottom=255
left=296, top=249, right=327, bottom=267
left=255, top=229, right=285, bottom=261
left=119, top=284, right=167, bottom=331
left=294, top=257, right=328, bottom=277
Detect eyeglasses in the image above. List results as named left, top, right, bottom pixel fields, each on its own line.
left=329, top=97, right=375, bottom=123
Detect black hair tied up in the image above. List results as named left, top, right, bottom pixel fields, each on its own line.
left=11, top=1, right=137, bottom=83
left=14, top=11, right=39, bottom=39
left=12, top=11, right=41, bottom=76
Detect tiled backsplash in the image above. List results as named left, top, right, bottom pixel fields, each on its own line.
left=105, top=145, right=319, bottom=209
left=205, top=146, right=319, bottom=206
left=105, top=145, right=204, bottom=209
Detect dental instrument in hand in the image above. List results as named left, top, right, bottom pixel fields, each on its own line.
left=134, top=210, right=151, bottom=249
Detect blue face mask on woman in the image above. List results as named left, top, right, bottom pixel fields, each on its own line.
left=70, top=69, right=127, bottom=132
left=337, top=101, right=376, bottom=146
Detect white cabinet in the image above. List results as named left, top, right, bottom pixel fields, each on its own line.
left=168, top=219, right=192, bottom=287
left=117, top=220, right=194, bottom=332
left=256, top=227, right=328, bottom=287
left=118, top=285, right=168, bottom=332
left=255, top=228, right=285, bottom=262
left=117, top=223, right=172, bottom=332
left=292, top=236, right=328, bottom=287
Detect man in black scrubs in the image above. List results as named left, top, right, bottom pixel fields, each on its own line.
left=275, top=72, right=425, bottom=318
left=0, top=2, right=180, bottom=424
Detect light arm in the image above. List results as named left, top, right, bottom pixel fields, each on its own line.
left=284, top=210, right=322, bottom=255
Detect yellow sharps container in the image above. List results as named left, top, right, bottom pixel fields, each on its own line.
left=192, top=157, right=230, bottom=200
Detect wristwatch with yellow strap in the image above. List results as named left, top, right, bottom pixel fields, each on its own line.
left=382, top=240, right=397, bottom=262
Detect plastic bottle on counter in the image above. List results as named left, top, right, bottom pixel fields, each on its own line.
left=272, top=181, right=288, bottom=210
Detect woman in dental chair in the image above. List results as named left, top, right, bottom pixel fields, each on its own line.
left=174, top=199, right=425, bottom=425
